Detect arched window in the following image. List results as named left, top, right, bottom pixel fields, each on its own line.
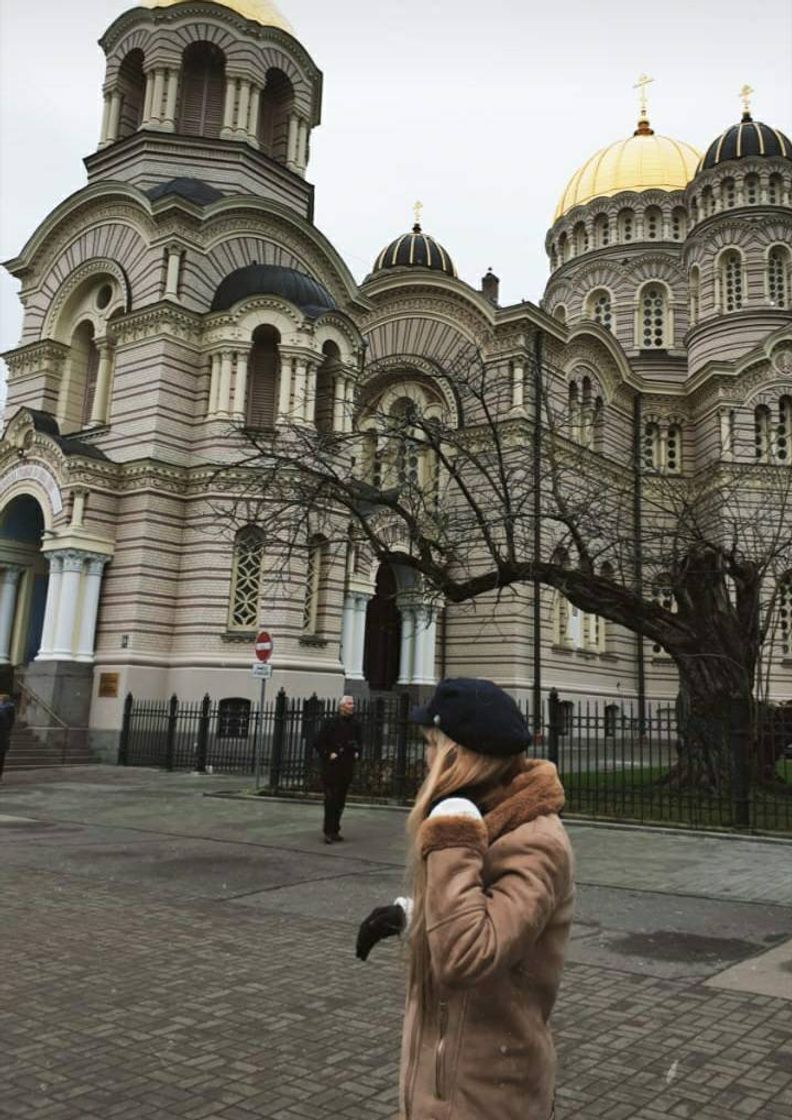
left=689, top=266, right=701, bottom=324
left=666, top=424, right=682, bottom=474
left=303, top=536, right=326, bottom=636
left=553, top=592, right=603, bottom=652
left=64, top=321, right=101, bottom=432
left=618, top=209, right=635, bottom=242
left=640, top=284, right=668, bottom=348
left=246, top=325, right=280, bottom=429
left=702, top=185, right=715, bottom=216
left=559, top=232, right=569, bottom=262
left=755, top=405, right=771, bottom=462
left=644, top=421, right=660, bottom=470
left=391, top=398, right=420, bottom=487
left=671, top=207, right=686, bottom=240
left=553, top=304, right=567, bottom=323
left=550, top=245, right=558, bottom=270
left=587, top=289, right=613, bottom=332
left=594, top=214, right=610, bottom=247
left=776, top=397, right=792, bottom=464
left=644, top=206, right=662, bottom=240
left=778, top=573, right=792, bottom=658
left=768, top=246, right=790, bottom=308
left=573, top=222, right=588, bottom=256
left=315, top=341, right=341, bottom=433
left=593, top=396, right=605, bottom=453
left=721, top=178, right=736, bottom=209
left=217, top=698, right=251, bottom=740
left=117, top=49, right=146, bottom=138
left=568, top=381, right=580, bottom=441
left=720, top=250, right=744, bottom=312
left=177, top=42, right=225, bottom=138
left=745, top=173, right=759, bottom=204
left=768, top=174, right=782, bottom=205
left=691, top=197, right=699, bottom=224
left=229, top=526, right=264, bottom=630
left=259, top=68, right=294, bottom=162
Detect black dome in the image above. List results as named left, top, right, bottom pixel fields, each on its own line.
left=372, top=223, right=457, bottom=278
left=146, top=178, right=225, bottom=206
left=699, top=114, right=792, bottom=171
left=211, top=264, right=336, bottom=316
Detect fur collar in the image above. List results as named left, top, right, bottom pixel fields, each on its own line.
left=480, top=760, right=565, bottom=843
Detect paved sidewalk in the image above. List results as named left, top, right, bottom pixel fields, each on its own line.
left=1, top=767, right=791, bottom=1119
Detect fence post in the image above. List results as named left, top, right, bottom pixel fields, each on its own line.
left=196, top=694, right=211, bottom=774
left=270, top=688, right=288, bottom=793
left=547, top=688, right=561, bottom=768
left=118, top=693, right=133, bottom=766
left=394, top=691, right=410, bottom=803
left=165, top=694, right=179, bottom=772
left=730, top=695, right=751, bottom=830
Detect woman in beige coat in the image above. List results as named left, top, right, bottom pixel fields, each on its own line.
left=357, top=678, right=575, bottom=1120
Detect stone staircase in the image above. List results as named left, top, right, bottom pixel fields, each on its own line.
left=5, top=719, right=94, bottom=770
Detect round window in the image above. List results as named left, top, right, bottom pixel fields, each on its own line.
left=96, top=284, right=113, bottom=310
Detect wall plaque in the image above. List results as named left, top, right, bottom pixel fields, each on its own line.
left=98, top=673, right=119, bottom=698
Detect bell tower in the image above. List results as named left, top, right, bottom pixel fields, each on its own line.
left=85, top=0, right=323, bottom=217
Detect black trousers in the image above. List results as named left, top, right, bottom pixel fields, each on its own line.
left=322, top=766, right=353, bottom=836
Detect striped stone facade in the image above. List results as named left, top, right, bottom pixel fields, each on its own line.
left=1, top=1, right=791, bottom=752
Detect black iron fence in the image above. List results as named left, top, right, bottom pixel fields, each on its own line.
left=119, top=690, right=792, bottom=834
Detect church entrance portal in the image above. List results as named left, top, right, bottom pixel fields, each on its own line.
left=0, top=495, right=48, bottom=687
left=363, top=564, right=402, bottom=691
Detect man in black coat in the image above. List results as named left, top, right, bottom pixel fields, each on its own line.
left=313, top=695, right=362, bottom=843
left=0, top=693, right=16, bottom=782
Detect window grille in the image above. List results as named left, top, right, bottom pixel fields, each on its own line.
left=777, top=398, right=791, bottom=463
left=690, top=266, right=700, bottom=324
left=671, top=208, right=686, bottom=240
left=645, top=208, right=661, bottom=239
left=619, top=211, right=634, bottom=242
left=641, top=285, right=667, bottom=348
left=722, top=179, right=736, bottom=208
left=591, top=291, right=613, bottom=331
left=230, top=528, right=263, bottom=630
left=666, top=425, right=681, bottom=473
left=722, top=252, right=743, bottom=312
left=780, top=574, right=792, bottom=657
left=745, top=174, right=759, bottom=204
left=768, top=247, right=789, bottom=308
left=644, top=422, right=660, bottom=469
left=595, top=215, right=610, bottom=247
left=754, top=406, right=771, bottom=462
left=768, top=175, right=782, bottom=205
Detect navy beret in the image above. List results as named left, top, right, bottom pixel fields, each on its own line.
left=411, top=678, right=530, bottom=757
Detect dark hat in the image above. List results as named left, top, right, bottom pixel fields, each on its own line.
left=411, top=678, right=530, bottom=757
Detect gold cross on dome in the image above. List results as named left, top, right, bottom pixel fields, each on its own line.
left=633, top=73, right=654, bottom=119
left=413, top=200, right=423, bottom=228
left=740, top=84, right=754, bottom=114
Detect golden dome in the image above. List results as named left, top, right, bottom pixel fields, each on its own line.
left=142, top=0, right=293, bottom=33
left=554, top=121, right=701, bottom=222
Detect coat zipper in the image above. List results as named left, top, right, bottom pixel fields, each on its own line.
left=434, top=1000, right=449, bottom=1100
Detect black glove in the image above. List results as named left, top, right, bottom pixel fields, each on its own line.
left=355, top=904, right=406, bottom=961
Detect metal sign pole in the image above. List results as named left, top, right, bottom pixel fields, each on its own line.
left=255, top=676, right=266, bottom=790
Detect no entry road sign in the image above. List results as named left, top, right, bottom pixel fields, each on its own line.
left=255, top=631, right=273, bottom=662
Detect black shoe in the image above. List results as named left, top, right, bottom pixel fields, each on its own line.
left=333, top=834, right=344, bottom=842
left=324, top=835, right=334, bottom=844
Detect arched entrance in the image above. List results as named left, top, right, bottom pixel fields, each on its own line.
left=0, top=495, right=48, bottom=683
left=363, top=564, right=401, bottom=690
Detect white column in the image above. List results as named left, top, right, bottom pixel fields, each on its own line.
left=99, top=93, right=112, bottom=146
left=90, top=341, right=114, bottom=426
left=221, top=78, right=236, bottom=138
left=150, top=69, right=166, bottom=126
left=512, top=361, right=525, bottom=410
left=344, top=377, right=356, bottom=433
left=37, top=554, right=64, bottom=660
left=71, top=489, right=87, bottom=529
left=292, top=360, right=307, bottom=422
left=232, top=350, right=249, bottom=420
left=208, top=354, right=221, bottom=418
left=347, top=593, right=371, bottom=681
left=397, top=606, right=415, bottom=685
left=75, top=557, right=108, bottom=663
left=165, top=247, right=182, bottom=299
left=277, top=357, right=292, bottom=421
left=287, top=113, right=299, bottom=169
left=417, top=610, right=438, bottom=685
left=163, top=68, right=179, bottom=131
left=296, top=118, right=308, bottom=173
left=142, top=71, right=155, bottom=126
left=236, top=80, right=251, bottom=139
left=50, top=551, right=84, bottom=661
left=0, top=566, right=23, bottom=664
left=332, top=375, right=346, bottom=432
left=107, top=91, right=122, bottom=143
left=339, top=592, right=356, bottom=674
left=218, top=352, right=233, bottom=416
left=304, top=360, right=317, bottom=424
left=247, top=84, right=261, bottom=144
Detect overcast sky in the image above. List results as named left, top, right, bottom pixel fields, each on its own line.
left=1, top=0, right=790, bottom=402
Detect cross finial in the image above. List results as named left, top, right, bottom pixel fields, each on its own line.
left=740, top=83, right=754, bottom=117
left=633, top=73, right=654, bottom=121
left=413, top=200, right=423, bottom=229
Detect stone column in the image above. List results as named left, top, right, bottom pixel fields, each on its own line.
left=208, top=354, right=221, bottom=418
left=236, top=80, right=251, bottom=140
left=218, top=351, right=233, bottom=416
left=50, top=551, right=84, bottom=660
left=89, top=341, right=115, bottom=427
left=333, top=375, right=346, bottom=432
left=247, top=84, right=261, bottom=144
left=232, top=350, right=249, bottom=421
left=344, top=378, right=356, bottom=433
left=221, top=78, right=236, bottom=139
left=142, top=70, right=156, bottom=126
left=0, top=566, right=23, bottom=664
left=150, top=69, right=166, bottom=126
left=413, top=608, right=437, bottom=685
left=106, top=90, right=122, bottom=144
left=37, top=554, right=64, bottom=661
left=296, top=118, right=308, bottom=174
left=292, top=359, right=308, bottom=423
left=511, top=360, right=525, bottom=410
left=339, top=592, right=356, bottom=673
left=397, top=606, right=415, bottom=685
left=287, top=113, right=299, bottom=170
left=165, top=247, right=183, bottom=299
left=277, top=358, right=292, bottom=422
left=75, top=556, right=108, bottom=663
left=346, top=594, right=371, bottom=681
left=304, top=360, right=317, bottom=424
left=99, top=93, right=112, bottom=147
left=163, top=68, right=179, bottom=131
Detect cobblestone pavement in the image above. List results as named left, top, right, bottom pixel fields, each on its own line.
left=1, top=767, right=791, bottom=1120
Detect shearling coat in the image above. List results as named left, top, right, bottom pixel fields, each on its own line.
left=399, top=760, right=575, bottom=1120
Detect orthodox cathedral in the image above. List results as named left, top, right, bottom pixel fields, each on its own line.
left=0, top=0, right=790, bottom=757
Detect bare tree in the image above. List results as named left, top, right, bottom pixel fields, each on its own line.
left=214, top=340, right=792, bottom=789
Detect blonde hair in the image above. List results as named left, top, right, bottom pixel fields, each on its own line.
left=405, top=728, right=524, bottom=1023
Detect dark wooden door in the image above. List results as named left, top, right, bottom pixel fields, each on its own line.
left=363, top=565, right=402, bottom=691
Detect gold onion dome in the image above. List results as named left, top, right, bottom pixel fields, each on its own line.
left=554, top=117, right=701, bottom=222
left=141, top=0, right=293, bottom=32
